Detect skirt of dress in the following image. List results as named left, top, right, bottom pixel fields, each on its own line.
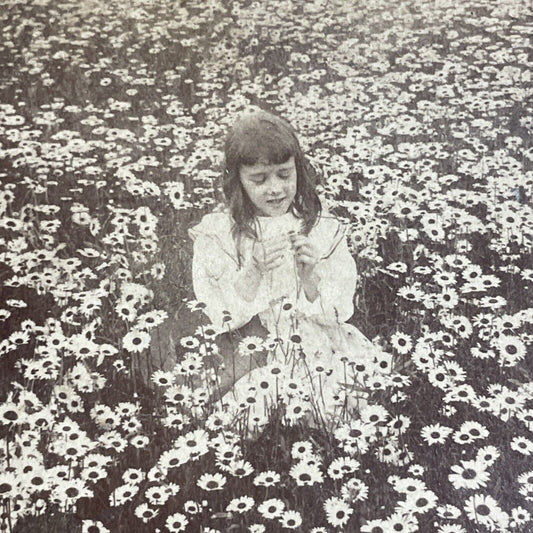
left=217, top=316, right=388, bottom=431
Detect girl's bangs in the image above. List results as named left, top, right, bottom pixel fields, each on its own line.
left=233, top=125, right=296, bottom=167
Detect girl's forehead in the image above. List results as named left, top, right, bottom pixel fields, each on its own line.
left=240, top=156, right=295, bottom=173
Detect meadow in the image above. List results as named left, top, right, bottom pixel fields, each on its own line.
left=0, top=0, right=532, bottom=532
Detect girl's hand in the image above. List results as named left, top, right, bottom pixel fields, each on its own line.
left=251, top=236, right=290, bottom=274
left=234, top=237, right=289, bottom=302
left=290, top=233, right=321, bottom=302
left=290, top=234, right=320, bottom=279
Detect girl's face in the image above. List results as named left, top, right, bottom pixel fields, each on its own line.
left=239, top=156, right=297, bottom=217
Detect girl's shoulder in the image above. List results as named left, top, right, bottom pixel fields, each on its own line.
left=313, top=209, right=348, bottom=237
left=309, top=209, right=349, bottom=256
left=188, top=206, right=234, bottom=241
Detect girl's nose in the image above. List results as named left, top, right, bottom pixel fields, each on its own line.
left=267, top=175, right=283, bottom=193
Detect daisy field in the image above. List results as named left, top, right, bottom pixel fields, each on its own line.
left=0, top=0, right=532, bottom=532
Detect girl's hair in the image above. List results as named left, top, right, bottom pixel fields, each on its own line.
left=222, top=108, right=321, bottom=251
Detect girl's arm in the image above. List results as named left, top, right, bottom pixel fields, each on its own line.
left=297, top=225, right=357, bottom=325
left=191, top=234, right=271, bottom=331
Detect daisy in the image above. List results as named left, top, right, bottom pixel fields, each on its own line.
left=361, top=519, right=387, bottom=532
left=389, top=374, right=411, bottom=388
left=478, top=274, right=501, bottom=289
left=98, top=430, right=128, bottom=453
left=205, top=410, right=232, bottom=432
left=215, top=442, right=242, bottom=467
left=360, top=404, right=390, bottom=425
left=324, top=496, right=353, bottom=528
left=436, top=504, right=461, bottom=520
left=444, top=254, right=471, bottom=270
left=226, top=496, right=255, bottom=514
left=341, top=477, right=369, bottom=502
left=390, top=332, right=413, bottom=354
left=284, top=398, right=309, bottom=423
left=115, top=301, right=137, bottom=322
left=443, top=383, right=477, bottom=404
left=122, top=468, right=145, bottom=485
left=158, top=447, right=189, bottom=471
left=134, top=504, right=158, bottom=523
left=145, top=485, right=171, bottom=506
left=130, top=434, right=150, bottom=449
left=444, top=315, right=473, bottom=339
left=122, top=329, right=150, bottom=352
left=449, top=459, right=490, bottom=490
left=175, top=429, right=210, bottom=461
left=388, top=414, right=411, bottom=435
left=165, top=512, right=189, bottom=533
left=180, top=335, right=200, bottom=349
left=384, top=513, right=419, bottom=532
left=164, top=385, right=193, bottom=406
left=433, top=271, right=457, bottom=287
left=496, top=335, right=527, bottom=366
left=327, top=456, right=360, bottom=480
left=437, top=287, right=459, bottom=308
left=400, top=489, right=438, bottom=515
left=0, top=402, right=25, bottom=426
left=248, top=525, right=266, bottom=533
left=427, top=366, right=454, bottom=390
left=183, top=500, right=202, bottom=514
left=109, top=483, right=138, bottom=506
left=477, top=295, right=507, bottom=309
left=81, top=465, right=107, bottom=484
left=391, top=477, right=427, bottom=496
left=452, top=421, right=489, bottom=445
left=398, top=285, right=425, bottom=302
left=289, top=461, right=324, bottom=486
left=291, top=440, right=314, bottom=460
left=420, top=423, right=453, bottom=445
left=387, top=261, right=408, bottom=274
left=517, top=410, right=533, bottom=431
left=51, top=478, right=93, bottom=507
left=280, top=510, right=303, bottom=529
left=476, top=445, right=500, bottom=467
left=136, top=310, right=168, bottom=330
left=412, top=266, right=433, bottom=275
left=510, top=506, right=530, bottom=527
left=226, top=459, right=254, bottom=478
left=464, top=493, right=509, bottom=531
left=253, top=470, right=281, bottom=487
left=151, top=370, right=174, bottom=387
left=258, top=498, right=285, bottom=519
left=195, top=324, right=219, bottom=341
left=470, top=345, right=495, bottom=360
left=437, top=524, right=466, bottom=533
left=494, top=388, right=528, bottom=413
left=81, top=521, right=110, bottom=533
left=197, top=472, right=226, bottom=491
left=239, top=335, right=264, bottom=356
left=511, top=436, right=533, bottom=455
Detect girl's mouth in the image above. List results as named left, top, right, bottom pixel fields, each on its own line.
left=267, top=197, right=285, bottom=206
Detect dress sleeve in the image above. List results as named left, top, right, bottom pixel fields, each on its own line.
left=297, top=219, right=357, bottom=325
left=191, top=231, right=271, bottom=332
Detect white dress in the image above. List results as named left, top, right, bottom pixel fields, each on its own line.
left=189, top=208, right=386, bottom=428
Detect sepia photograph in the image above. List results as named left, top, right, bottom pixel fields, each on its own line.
left=0, top=0, right=532, bottom=531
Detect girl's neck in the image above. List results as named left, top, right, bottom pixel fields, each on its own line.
left=256, top=211, right=292, bottom=219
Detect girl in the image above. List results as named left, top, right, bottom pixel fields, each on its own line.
left=189, top=109, right=386, bottom=429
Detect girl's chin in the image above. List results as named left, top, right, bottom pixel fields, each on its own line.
left=258, top=199, right=292, bottom=216
left=259, top=205, right=289, bottom=216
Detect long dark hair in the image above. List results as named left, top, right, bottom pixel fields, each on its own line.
left=222, top=109, right=321, bottom=254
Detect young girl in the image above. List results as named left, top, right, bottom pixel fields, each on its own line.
left=189, top=109, right=386, bottom=429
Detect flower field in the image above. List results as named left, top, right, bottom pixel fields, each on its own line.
left=1, top=0, right=532, bottom=531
